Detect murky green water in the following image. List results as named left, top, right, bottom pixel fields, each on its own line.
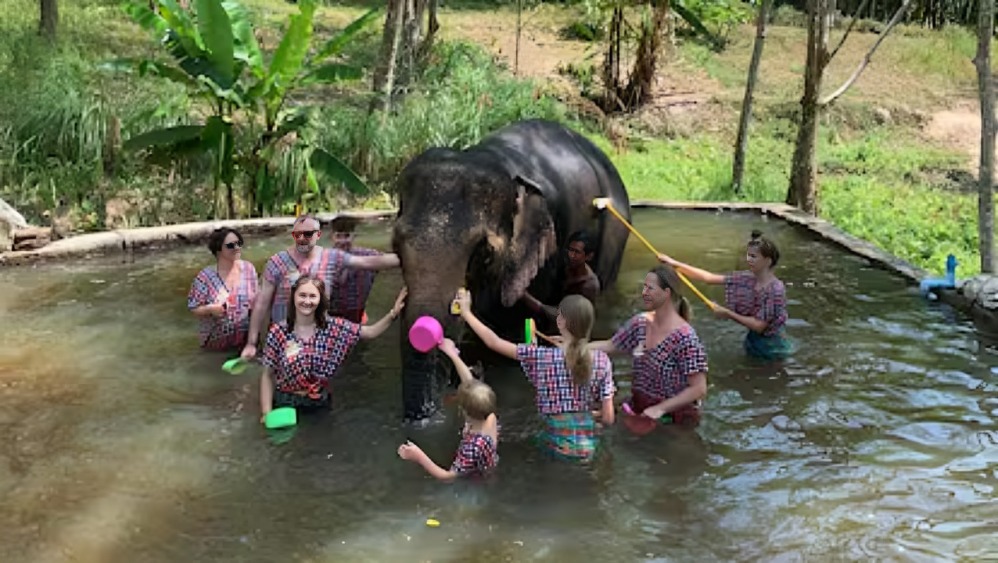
left=2, top=208, right=996, bottom=562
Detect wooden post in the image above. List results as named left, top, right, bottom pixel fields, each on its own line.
left=974, top=0, right=995, bottom=273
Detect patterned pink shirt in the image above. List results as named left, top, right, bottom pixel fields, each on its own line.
left=187, top=260, right=259, bottom=350
left=724, top=271, right=788, bottom=336
left=610, top=314, right=708, bottom=407
left=329, top=246, right=380, bottom=317
left=263, top=248, right=347, bottom=325
left=516, top=345, right=615, bottom=415
left=260, top=318, right=362, bottom=395
left=450, top=431, right=498, bottom=477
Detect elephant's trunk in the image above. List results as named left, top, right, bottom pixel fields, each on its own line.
left=398, top=281, right=466, bottom=421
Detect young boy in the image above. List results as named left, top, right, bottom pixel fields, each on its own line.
left=397, top=338, right=499, bottom=480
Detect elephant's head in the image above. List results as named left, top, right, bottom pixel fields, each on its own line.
left=391, top=154, right=560, bottom=421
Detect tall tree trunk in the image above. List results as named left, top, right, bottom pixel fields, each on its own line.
left=622, top=0, right=671, bottom=109
left=786, top=0, right=829, bottom=214
left=370, top=0, right=406, bottom=115
left=975, top=0, right=995, bottom=273
left=39, top=0, right=58, bottom=39
left=732, top=0, right=774, bottom=196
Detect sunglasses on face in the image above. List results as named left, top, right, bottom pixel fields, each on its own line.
left=224, top=241, right=243, bottom=250
left=292, top=230, right=317, bottom=239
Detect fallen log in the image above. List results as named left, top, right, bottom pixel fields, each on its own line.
left=13, top=226, right=53, bottom=251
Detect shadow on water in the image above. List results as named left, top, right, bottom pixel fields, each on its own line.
left=1, top=208, right=997, bottom=562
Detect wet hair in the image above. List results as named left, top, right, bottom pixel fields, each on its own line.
left=458, top=380, right=496, bottom=421
left=747, top=229, right=780, bottom=267
left=559, top=294, right=595, bottom=386
left=566, top=230, right=594, bottom=255
left=287, top=275, right=329, bottom=330
left=207, top=227, right=243, bottom=258
left=649, top=265, right=692, bottom=321
left=327, top=216, right=359, bottom=234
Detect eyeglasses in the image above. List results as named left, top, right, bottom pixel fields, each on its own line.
left=224, top=241, right=243, bottom=250
left=292, top=230, right=317, bottom=239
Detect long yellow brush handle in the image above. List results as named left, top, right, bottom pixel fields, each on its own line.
left=602, top=203, right=717, bottom=310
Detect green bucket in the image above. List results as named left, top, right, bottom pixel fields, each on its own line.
left=264, top=407, right=297, bottom=429
left=221, top=358, right=249, bottom=375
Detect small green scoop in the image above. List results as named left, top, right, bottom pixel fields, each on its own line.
left=221, top=358, right=249, bottom=375
left=264, top=407, right=297, bottom=429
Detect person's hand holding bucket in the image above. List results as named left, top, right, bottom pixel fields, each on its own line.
left=621, top=401, right=658, bottom=435
left=409, top=315, right=445, bottom=353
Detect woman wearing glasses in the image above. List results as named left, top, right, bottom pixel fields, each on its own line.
left=188, top=227, right=259, bottom=351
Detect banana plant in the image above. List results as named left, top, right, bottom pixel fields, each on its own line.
left=115, top=0, right=381, bottom=218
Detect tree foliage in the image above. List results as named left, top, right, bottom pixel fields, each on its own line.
left=115, top=0, right=380, bottom=218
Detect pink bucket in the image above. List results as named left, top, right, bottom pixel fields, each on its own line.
left=408, top=315, right=444, bottom=353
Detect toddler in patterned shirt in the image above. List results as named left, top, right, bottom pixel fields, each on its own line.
left=398, top=338, right=499, bottom=481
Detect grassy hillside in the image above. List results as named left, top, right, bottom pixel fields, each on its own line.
left=0, top=0, right=993, bottom=275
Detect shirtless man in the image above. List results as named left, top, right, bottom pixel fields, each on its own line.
left=521, top=230, right=601, bottom=321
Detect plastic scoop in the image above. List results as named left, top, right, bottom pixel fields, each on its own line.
left=409, top=315, right=444, bottom=353
left=264, top=407, right=298, bottom=429
left=621, top=401, right=657, bottom=435
left=221, top=357, right=249, bottom=374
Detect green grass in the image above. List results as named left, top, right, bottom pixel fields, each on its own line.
left=585, top=121, right=985, bottom=276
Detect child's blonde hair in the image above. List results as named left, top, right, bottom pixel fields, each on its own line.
left=457, top=380, right=496, bottom=421
left=559, top=294, right=594, bottom=387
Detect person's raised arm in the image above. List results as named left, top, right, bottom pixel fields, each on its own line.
left=242, top=279, right=276, bottom=360
left=346, top=252, right=400, bottom=271
left=359, top=287, right=407, bottom=340
left=438, top=338, right=474, bottom=385
left=456, top=290, right=517, bottom=360
left=657, top=254, right=725, bottom=285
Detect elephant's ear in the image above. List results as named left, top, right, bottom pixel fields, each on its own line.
left=498, top=176, right=557, bottom=307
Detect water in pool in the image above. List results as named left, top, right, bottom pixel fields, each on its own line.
left=1, top=208, right=996, bottom=562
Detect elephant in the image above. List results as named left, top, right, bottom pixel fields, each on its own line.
left=391, top=119, right=632, bottom=421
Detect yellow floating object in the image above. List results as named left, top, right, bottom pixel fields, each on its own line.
left=426, top=518, right=440, bottom=527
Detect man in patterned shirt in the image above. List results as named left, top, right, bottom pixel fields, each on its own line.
left=240, top=214, right=400, bottom=361
left=326, top=216, right=382, bottom=323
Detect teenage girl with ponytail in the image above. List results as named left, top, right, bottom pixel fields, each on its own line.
left=455, top=290, right=615, bottom=463
left=589, top=264, right=709, bottom=426
left=658, top=229, right=792, bottom=360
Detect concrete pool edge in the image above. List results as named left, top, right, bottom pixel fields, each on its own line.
left=0, top=210, right=397, bottom=267
left=631, top=201, right=997, bottom=328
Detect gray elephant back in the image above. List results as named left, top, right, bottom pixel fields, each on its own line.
left=467, top=119, right=631, bottom=289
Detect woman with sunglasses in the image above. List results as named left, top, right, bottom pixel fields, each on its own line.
left=188, top=227, right=259, bottom=351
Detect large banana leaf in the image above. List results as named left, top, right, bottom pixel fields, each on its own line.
left=155, top=0, right=205, bottom=55
left=309, top=148, right=369, bottom=195
left=268, top=0, right=317, bottom=89
left=222, top=0, right=263, bottom=76
left=122, top=2, right=169, bottom=37
left=313, top=8, right=381, bottom=61
left=194, top=0, right=235, bottom=86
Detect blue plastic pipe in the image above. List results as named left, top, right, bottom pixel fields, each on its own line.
left=919, top=254, right=958, bottom=297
